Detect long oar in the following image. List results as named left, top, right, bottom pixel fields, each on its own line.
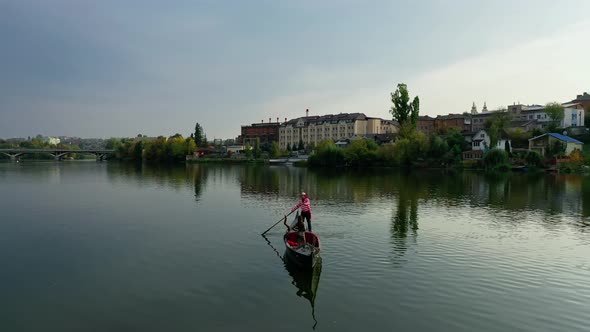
left=261, top=210, right=295, bottom=235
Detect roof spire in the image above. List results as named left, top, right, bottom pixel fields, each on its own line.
left=482, top=102, right=488, bottom=112
left=471, top=102, right=478, bottom=114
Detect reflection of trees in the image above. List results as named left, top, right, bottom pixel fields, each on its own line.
left=239, top=165, right=281, bottom=199
left=390, top=172, right=425, bottom=265
left=106, top=163, right=589, bottom=222
left=188, top=164, right=209, bottom=202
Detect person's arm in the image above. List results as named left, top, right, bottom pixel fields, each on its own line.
left=291, top=201, right=302, bottom=212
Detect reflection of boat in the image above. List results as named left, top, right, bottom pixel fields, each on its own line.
left=283, top=254, right=322, bottom=329
left=284, top=213, right=321, bottom=268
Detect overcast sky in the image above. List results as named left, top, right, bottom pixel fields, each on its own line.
left=1, top=0, right=589, bottom=139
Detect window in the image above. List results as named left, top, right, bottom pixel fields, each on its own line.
left=480, top=133, right=484, bottom=138
left=537, top=114, right=541, bottom=119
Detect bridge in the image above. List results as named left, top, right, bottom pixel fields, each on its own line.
left=0, top=148, right=115, bottom=161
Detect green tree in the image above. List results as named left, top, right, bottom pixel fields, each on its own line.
left=194, top=123, right=205, bottom=147
left=286, top=143, right=291, bottom=151
left=270, top=141, right=280, bottom=158
left=344, top=138, right=380, bottom=166
left=548, top=140, right=566, bottom=157
left=253, top=138, right=261, bottom=159
left=307, top=140, right=345, bottom=167
left=186, top=138, right=197, bottom=156
left=390, top=83, right=420, bottom=134
left=483, top=148, right=509, bottom=171
left=166, top=135, right=187, bottom=161
left=544, top=102, right=564, bottom=132
left=133, top=140, right=144, bottom=161
left=244, top=144, right=253, bottom=159
left=387, top=130, right=429, bottom=166
left=485, top=109, right=511, bottom=148
left=105, top=138, right=122, bottom=150
left=429, top=135, right=449, bottom=160
left=298, top=139, right=304, bottom=151
left=525, top=151, right=542, bottom=167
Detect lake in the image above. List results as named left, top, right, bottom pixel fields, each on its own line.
left=0, top=162, right=589, bottom=331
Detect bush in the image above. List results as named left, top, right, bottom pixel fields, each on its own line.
left=525, top=151, right=542, bottom=167
left=483, top=148, right=509, bottom=171
left=308, top=140, right=345, bottom=167
left=344, top=138, right=380, bottom=167
left=387, top=131, right=429, bottom=166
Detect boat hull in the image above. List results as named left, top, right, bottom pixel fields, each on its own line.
left=284, top=231, right=321, bottom=269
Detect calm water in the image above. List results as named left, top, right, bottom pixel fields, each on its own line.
left=1, top=162, right=589, bottom=331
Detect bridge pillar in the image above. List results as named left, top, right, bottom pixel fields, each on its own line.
left=5, top=153, right=23, bottom=162
left=95, top=153, right=105, bottom=162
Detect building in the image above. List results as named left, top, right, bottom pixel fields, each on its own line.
left=463, top=129, right=512, bottom=160
left=417, top=114, right=471, bottom=135
left=569, top=92, right=590, bottom=113
left=512, top=104, right=584, bottom=129
left=278, top=112, right=399, bottom=150
left=434, top=114, right=471, bottom=133
left=417, top=116, right=435, bottom=135
left=225, top=145, right=245, bottom=154
left=239, top=119, right=281, bottom=146
left=528, top=133, right=583, bottom=157
left=470, top=100, right=585, bottom=132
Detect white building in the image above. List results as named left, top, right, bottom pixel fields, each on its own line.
left=464, top=129, right=512, bottom=160
left=511, top=103, right=584, bottom=129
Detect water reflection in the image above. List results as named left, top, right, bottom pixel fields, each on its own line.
left=187, top=164, right=209, bottom=202
left=283, top=255, right=322, bottom=330
left=262, top=233, right=323, bottom=330
left=97, top=163, right=590, bottom=225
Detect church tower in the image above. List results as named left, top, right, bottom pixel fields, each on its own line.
left=471, top=102, right=478, bottom=114
left=482, top=102, right=488, bottom=112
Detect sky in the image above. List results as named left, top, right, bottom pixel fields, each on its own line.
left=1, top=0, right=589, bottom=139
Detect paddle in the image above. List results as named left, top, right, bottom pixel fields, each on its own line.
left=261, top=210, right=295, bottom=235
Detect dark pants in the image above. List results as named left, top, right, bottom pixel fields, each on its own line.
left=301, top=211, right=312, bottom=231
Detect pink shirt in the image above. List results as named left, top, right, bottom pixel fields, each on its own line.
left=291, top=197, right=311, bottom=214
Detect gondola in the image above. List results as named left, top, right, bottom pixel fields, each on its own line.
left=283, top=212, right=321, bottom=269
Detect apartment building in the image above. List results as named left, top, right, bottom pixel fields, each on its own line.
left=279, top=113, right=399, bottom=150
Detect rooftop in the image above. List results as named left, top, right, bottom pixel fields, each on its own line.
left=528, top=132, right=583, bottom=144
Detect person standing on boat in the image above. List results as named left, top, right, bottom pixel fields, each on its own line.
left=291, top=192, right=312, bottom=231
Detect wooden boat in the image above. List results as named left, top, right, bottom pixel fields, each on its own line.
left=283, top=213, right=321, bottom=268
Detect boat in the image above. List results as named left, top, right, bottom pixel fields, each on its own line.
left=283, top=213, right=321, bottom=268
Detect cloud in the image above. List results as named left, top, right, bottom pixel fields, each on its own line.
left=409, top=20, right=590, bottom=114
left=255, top=19, right=590, bottom=126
